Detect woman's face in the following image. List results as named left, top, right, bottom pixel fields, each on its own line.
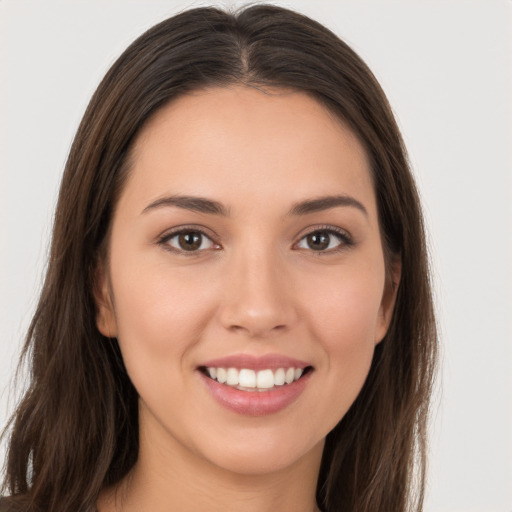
left=96, top=86, right=398, bottom=476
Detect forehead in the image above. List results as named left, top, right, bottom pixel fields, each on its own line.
left=122, top=85, right=376, bottom=219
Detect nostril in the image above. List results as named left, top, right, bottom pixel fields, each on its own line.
left=226, top=322, right=289, bottom=338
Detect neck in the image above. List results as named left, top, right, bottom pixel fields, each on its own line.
left=97, top=410, right=323, bottom=512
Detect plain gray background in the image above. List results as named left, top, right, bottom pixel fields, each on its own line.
left=1, top=1, right=511, bottom=511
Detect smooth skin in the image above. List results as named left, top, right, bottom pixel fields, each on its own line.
left=95, top=86, right=400, bottom=512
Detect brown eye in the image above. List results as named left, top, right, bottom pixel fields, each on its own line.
left=305, top=232, right=330, bottom=250
left=297, top=229, right=350, bottom=252
left=178, top=232, right=202, bottom=251
left=165, top=230, right=215, bottom=252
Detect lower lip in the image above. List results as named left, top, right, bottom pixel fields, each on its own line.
left=199, top=371, right=311, bottom=416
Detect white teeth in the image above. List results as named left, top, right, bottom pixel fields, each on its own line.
left=274, top=368, right=285, bottom=386
left=226, top=368, right=239, bottom=386
left=216, top=367, right=227, bottom=384
left=238, top=369, right=256, bottom=388
left=205, top=366, right=307, bottom=390
left=256, top=369, right=274, bottom=389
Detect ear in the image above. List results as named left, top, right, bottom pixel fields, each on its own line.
left=375, top=256, right=401, bottom=345
left=93, top=260, right=118, bottom=338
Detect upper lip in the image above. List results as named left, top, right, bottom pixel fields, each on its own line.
left=199, top=354, right=312, bottom=371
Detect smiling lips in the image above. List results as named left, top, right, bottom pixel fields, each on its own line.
left=204, top=366, right=305, bottom=391
left=198, top=355, right=313, bottom=416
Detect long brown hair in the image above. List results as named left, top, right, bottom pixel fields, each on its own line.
left=1, top=5, right=437, bottom=512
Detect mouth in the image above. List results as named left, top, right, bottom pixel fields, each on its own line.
left=197, top=355, right=314, bottom=416
left=199, top=365, right=314, bottom=392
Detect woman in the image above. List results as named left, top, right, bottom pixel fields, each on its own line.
left=1, top=5, right=437, bottom=512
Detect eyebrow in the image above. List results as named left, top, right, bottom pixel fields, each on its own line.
left=142, top=195, right=229, bottom=216
left=289, top=195, right=368, bottom=217
left=142, top=194, right=367, bottom=217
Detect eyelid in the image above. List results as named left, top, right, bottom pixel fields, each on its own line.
left=293, top=224, right=354, bottom=252
left=156, top=223, right=353, bottom=255
left=157, top=224, right=221, bottom=254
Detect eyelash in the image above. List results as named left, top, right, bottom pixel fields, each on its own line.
left=158, top=225, right=220, bottom=254
left=157, top=225, right=353, bottom=255
left=295, top=225, right=354, bottom=254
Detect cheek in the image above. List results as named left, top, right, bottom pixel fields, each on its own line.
left=109, top=259, right=217, bottom=377
left=304, top=264, right=385, bottom=348
left=300, top=264, right=385, bottom=408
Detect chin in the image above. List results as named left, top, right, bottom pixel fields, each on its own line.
left=196, top=430, right=325, bottom=477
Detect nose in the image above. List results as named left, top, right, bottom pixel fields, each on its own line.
left=218, top=248, right=298, bottom=338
